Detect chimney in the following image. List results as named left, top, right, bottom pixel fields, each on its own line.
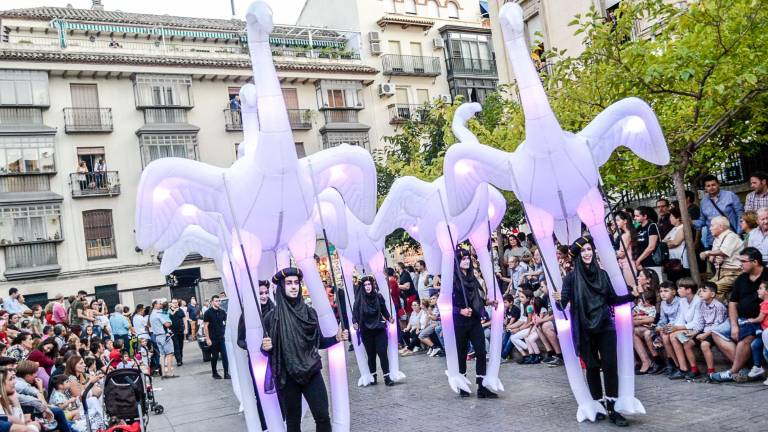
left=92, top=0, right=104, bottom=11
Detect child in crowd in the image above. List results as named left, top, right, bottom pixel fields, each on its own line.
left=687, top=282, right=728, bottom=379
left=509, top=290, right=536, bottom=363
left=109, top=339, right=124, bottom=369
left=744, top=281, right=768, bottom=383
left=668, top=278, right=703, bottom=380
left=116, top=351, right=134, bottom=369
left=633, top=291, right=659, bottom=374
left=48, top=374, right=80, bottom=421
left=521, top=296, right=548, bottom=364
left=401, top=301, right=424, bottom=355
left=656, top=281, right=682, bottom=375
left=137, top=337, right=152, bottom=374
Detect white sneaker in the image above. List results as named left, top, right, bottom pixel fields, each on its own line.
left=748, top=366, right=765, bottom=378
left=413, top=346, right=421, bottom=353
left=432, top=347, right=442, bottom=355
left=427, top=348, right=434, bottom=356
left=764, top=377, right=768, bottom=386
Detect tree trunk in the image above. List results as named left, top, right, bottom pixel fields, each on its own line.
left=672, top=170, right=701, bottom=284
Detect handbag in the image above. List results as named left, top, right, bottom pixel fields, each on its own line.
left=650, top=223, right=669, bottom=266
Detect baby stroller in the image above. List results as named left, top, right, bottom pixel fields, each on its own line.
left=83, top=367, right=157, bottom=432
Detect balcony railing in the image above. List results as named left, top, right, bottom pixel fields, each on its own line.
left=322, top=109, right=359, bottom=123
left=223, top=109, right=242, bottom=131
left=287, top=109, right=313, bottom=130
left=63, top=108, right=113, bottom=133
left=446, top=58, right=497, bottom=77
left=388, top=104, right=430, bottom=124
left=0, top=108, right=44, bottom=127
left=0, top=175, right=50, bottom=193
left=224, top=109, right=313, bottom=131
left=382, top=55, right=442, bottom=77
left=70, top=172, right=121, bottom=197
left=3, top=242, right=60, bottom=280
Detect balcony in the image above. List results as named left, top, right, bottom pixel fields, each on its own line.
left=382, top=55, right=442, bottom=77
left=224, top=109, right=313, bottom=131
left=322, top=109, right=359, bottom=124
left=70, top=172, right=121, bottom=198
left=3, top=242, right=60, bottom=280
left=446, top=58, right=497, bottom=77
left=388, top=104, right=429, bottom=124
left=63, top=108, right=113, bottom=133
left=223, top=109, right=242, bottom=131
left=287, top=109, right=313, bottom=130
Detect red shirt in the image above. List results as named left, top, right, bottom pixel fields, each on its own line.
left=760, top=300, right=768, bottom=330
left=109, top=348, right=121, bottom=369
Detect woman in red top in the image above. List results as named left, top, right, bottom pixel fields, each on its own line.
left=27, top=339, right=58, bottom=375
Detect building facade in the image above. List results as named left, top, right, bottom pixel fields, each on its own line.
left=0, top=1, right=386, bottom=307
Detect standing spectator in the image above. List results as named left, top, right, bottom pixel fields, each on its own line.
left=656, top=198, right=673, bottom=238
left=203, top=295, right=229, bottom=380
left=169, top=299, right=186, bottom=367
left=51, top=294, right=67, bottom=326
left=2, top=288, right=23, bottom=315
left=634, top=206, right=662, bottom=279
left=69, top=291, right=92, bottom=336
left=108, top=305, right=131, bottom=350
left=94, top=158, right=106, bottom=189
left=149, top=302, right=176, bottom=379
left=131, top=304, right=149, bottom=341
left=700, top=216, right=744, bottom=302
left=414, top=260, right=431, bottom=301
left=711, top=247, right=767, bottom=382
left=614, top=211, right=639, bottom=288
left=503, top=235, right=530, bottom=262
left=76, top=161, right=89, bottom=191
left=187, top=297, right=200, bottom=341
left=747, top=208, right=768, bottom=265
left=396, top=262, right=416, bottom=315
left=684, top=190, right=701, bottom=221
left=745, top=171, right=768, bottom=212
left=663, top=207, right=691, bottom=282
left=229, top=94, right=241, bottom=111
left=696, top=174, right=743, bottom=248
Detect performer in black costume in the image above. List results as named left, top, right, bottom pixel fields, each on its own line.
left=261, top=268, right=348, bottom=432
left=352, top=275, right=395, bottom=386
left=554, top=236, right=638, bottom=427
left=452, top=248, right=498, bottom=399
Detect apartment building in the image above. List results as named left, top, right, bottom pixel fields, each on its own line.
left=0, top=1, right=380, bottom=307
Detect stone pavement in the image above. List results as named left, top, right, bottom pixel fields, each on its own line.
left=150, top=342, right=767, bottom=431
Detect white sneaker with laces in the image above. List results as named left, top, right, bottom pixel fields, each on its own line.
left=748, top=366, right=765, bottom=378
left=413, top=346, right=421, bottom=353
left=427, top=348, right=434, bottom=356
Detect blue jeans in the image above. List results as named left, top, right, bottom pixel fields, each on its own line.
left=751, top=331, right=767, bottom=367
left=51, top=407, right=73, bottom=432
left=501, top=331, right=514, bottom=359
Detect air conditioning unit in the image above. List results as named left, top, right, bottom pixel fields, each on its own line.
left=368, top=31, right=380, bottom=42
left=370, top=41, right=382, bottom=55
left=432, top=37, right=445, bottom=49
left=439, top=94, right=452, bottom=103
left=378, top=83, right=396, bottom=97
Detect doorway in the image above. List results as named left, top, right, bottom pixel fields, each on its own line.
left=169, top=267, right=201, bottom=303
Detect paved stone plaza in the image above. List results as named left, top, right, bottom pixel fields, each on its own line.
left=150, top=343, right=767, bottom=431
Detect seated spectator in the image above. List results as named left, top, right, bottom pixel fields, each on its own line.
left=108, top=339, right=124, bottom=369
left=740, top=211, right=758, bottom=240
left=701, top=216, right=744, bottom=302
left=501, top=256, right=529, bottom=297
left=711, top=247, right=767, bottom=382
left=419, top=298, right=441, bottom=356
left=48, top=374, right=79, bottom=421
left=7, top=333, right=33, bottom=362
left=500, top=294, right=521, bottom=361
left=508, top=289, right=535, bottom=363
left=115, top=351, right=134, bottom=370
left=400, top=301, right=424, bottom=355
left=686, top=282, right=728, bottom=380
left=656, top=281, right=682, bottom=375
left=667, top=278, right=703, bottom=379
left=744, top=281, right=768, bottom=382
left=747, top=208, right=768, bottom=265
left=633, top=291, right=659, bottom=374
left=520, top=296, right=548, bottom=364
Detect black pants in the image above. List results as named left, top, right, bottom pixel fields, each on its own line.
left=585, top=328, right=619, bottom=400
left=209, top=338, right=229, bottom=375
left=362, top=328, right=389, bottom=376
left=278, top=372, right=331, bottom=432
left=403, top=329, right=420, bottom=350
left=455, top=321, right=487, bottom=383
left=172, top=331, right=184, bottom=364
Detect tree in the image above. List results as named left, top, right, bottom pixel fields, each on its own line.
left=539, top=0, right=768, bottom=281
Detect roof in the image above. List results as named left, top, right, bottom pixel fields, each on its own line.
left=0, top=191, right=63, bottom=205
left=376, top=14, right=435, bottom=29
left=0, top=49, right=379, bottom=74
left=0, top=6, right=246, bottom=31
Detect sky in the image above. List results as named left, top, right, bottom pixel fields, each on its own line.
left=0, top=0, right=306, bottom=24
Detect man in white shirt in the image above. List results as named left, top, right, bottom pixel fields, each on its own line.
left=2, top=287, right=23, bottom=314
left=747, top=207, right=768, bottom=265
left=668, top=278, right=703, bottom=380
left=700, top=216, right=744, bottom=302
left=414, top=260, right=431, bottom=300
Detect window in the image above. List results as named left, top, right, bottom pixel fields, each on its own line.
left=322, top=131, right=369, bottom=149
left=95, top=284, right=119, bottom=310
left=416, top=89, right=430, bottom=104
left=525, top=13, right=545, bottom=48
left=295, top=142, right=306, bottom=158
left=0, top=70, right=49, bottom=106
left=0, top=136, right=55, bottom=175
left=0, top=204, right=62, bottom=245
left=282, top=88, right=299, bottom=110
left=404, top=0, right=417, bottom=14
left=139, top=134, right=198, bottom=167
left=77, top=147, right=105, bottom=173
left=315, top=80, right=364, bottom=109
left=133, top=74, right=193, bottom=108
left=447, top=1, right=460, bottom=19
left=83, top=210, right=116, bottom=260
left=427, top=1, right=440, bottom=17
left=23, top=293, right=49, bottom=308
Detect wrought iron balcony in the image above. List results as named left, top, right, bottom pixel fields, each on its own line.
left=382, top=54, right=441, bottom=77
left=223, top=109, right=242, bottom=131
left=70, top=171, right=121, bottom=197
left=322, top=109, right=359, bottom=124
left=3, top=242, right=60, bottom=280
left=287, top=109, right=313, bottom=130
left=446, top=57, right=497, bottom=77
left=388, top=104, right=430, bottom=124
left=63, top=108, right=113, bottom=133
